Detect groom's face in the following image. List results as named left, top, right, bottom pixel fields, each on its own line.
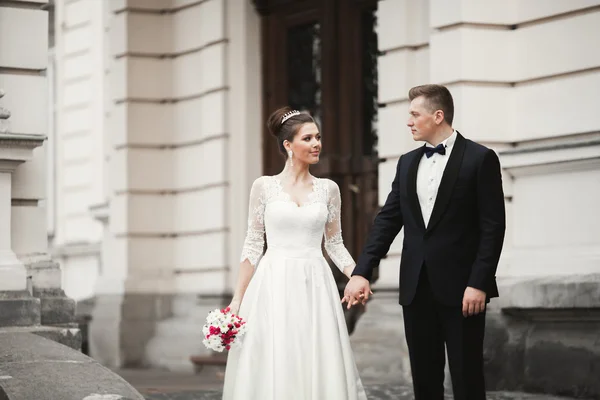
left=407, top=96, right=438, bottom=143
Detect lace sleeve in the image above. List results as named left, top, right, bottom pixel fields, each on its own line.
left=240, top=177, right=266, bottom=267
left=324, top=180, right=356, bottom=272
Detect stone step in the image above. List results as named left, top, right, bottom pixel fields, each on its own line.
left=0, top=293, right=41, bottom=327
left=0, top=325, right=81, bottom=351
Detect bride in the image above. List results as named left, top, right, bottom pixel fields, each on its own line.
left=222, top=107, right=368, bottom=399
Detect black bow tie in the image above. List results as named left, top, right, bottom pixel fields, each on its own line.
left=424, top=143, right=446, bottom=158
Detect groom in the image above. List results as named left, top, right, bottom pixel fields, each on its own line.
left=344, top=84, right=505, bottom=400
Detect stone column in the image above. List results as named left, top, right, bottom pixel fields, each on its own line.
left=0, top=90, right=43, bottom=326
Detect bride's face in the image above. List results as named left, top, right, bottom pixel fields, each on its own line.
left=285, top=123, right=321, bottom=165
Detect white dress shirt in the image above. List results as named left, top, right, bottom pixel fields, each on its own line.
left=416, top=130, right=457, bottom=227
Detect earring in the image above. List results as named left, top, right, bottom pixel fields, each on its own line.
left=288, top=150, right=293, bottom=166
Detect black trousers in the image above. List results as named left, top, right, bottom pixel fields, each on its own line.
left=403, top=267, right=487, bottom=400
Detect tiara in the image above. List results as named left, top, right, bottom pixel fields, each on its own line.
left=281, top=110, right=300, bottom=123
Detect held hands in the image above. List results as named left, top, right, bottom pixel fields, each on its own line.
left=462, top=286, right=486, bottom=317
left=342, top=275, right=373, bottom=309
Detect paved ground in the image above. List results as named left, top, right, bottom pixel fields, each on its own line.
left=114, top=368, right=582, bottom=400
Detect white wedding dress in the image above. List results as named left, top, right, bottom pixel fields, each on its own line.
left=222, top=175, right=368, bottom=400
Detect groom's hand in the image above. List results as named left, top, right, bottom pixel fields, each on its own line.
left=342, top=276, right=372, bottom=309
left=462, top=286, right=486, bottom=317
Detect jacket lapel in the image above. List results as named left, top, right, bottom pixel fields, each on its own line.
left=426, top=132, right=466, bottom=234
left=407, top=147, right=426, bottom=232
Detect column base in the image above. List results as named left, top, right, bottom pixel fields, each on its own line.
left=33, top=288, right=77, bottom=326
left=0, top=290, right=41, bottom=327
left=0, top=249, right=27, bottom=291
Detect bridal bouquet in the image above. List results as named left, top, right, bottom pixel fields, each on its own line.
left=202, top=307, right=248, bottom=352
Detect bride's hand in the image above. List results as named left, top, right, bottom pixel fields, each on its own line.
left=342, top=275, right=373, bottom=309
left=227, top=300, right=241, bottom=316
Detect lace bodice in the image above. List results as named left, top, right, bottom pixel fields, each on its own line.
left=240, top=176, right=355, bottom=272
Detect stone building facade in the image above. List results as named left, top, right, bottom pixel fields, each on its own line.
left=26, top=0, right=600, bottom=397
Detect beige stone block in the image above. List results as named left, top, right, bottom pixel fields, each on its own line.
left=378, top=0, right=429, bottom=51
left=510, top=169, right=600, bottom=274
left=172, top=97, right=203, bottom=144
left=430, top=0, right=515, bottom=27
left=0, top=74, right=47, bottom=134
left=63, top=79, right=93, bottom=107
left=0, top=8, right=48, bottom=69
left=199, top=90, right=225, bottom=136
left=411, top=48, right=429, bottom=87
left=65, top=0, right=92, bottom=28
left=109, top=148, right=127, bottom=192
left=172, top=51, right=204, bottom=98
left=429, top=0, right=463, bottom=28
left=173, top=187, right=226, bottom=233
left=109, top=103, right=127, bottom=147
left=431, top=0, right=517, bottom=28
left=63, top=161, right=93, bottom=189
left=431, top=28, right=514, bottom=83
left=12, top=146, right=47, bottom=200
left=64, top=25, right=92, bottom=55
left=62, top=190, right=91, bottom=216
left=172, top=0, right=202, bottom=9
left=111, top=0, right=171, bottom=12
left=123, top=271, right=176, bottom=293
left=450, top=84, right=514, bottom=143
left=172, top=3, right=204, bottom=53
left=121, top=13, right=171, bottom=55
left=110, top=11, right=128, bottom=56
left=378, top=51, right=409, bottom=103
left=126, top=58, right=172, bottom=100
left=63, top=132, right=92, bottom=161
left=514, top=71, right=600, bottom=140
left=517, top=0, right=600, bottom=23
left=119, top=103, right=173, bottom=146
left=200, top=0, right=225, bottom=45
left=11, top=205, right=48, bottom=255
left=173, top=232, right=227, bottom=269
left=128, top=237, right=174, bottom=272
left=460, top=29, right=515, bottom=82
left=109, top=0, right=126, bottom=12
left=516, top=12, right=600, bottom=81
left=64, top=215, right=102, bottom=242
left=430, top=0, right=600, bottom=27
left=430, top=12, right=600, bottom=84
left=109, top=194, right=127, bottom=235
left=173, top=139, right=225, bottom=190
left=63, top=108, right=92, bottom=134
left=126, top=148, right=173, bottom=191
left=126, top=194, right=173, bottom=234
left=110, top=58, right=127, bottom=101
left=377, top=0, right=408, bottom=51
left=200, top=43, right=225, bottom=92
left=174, top=270, right=227, bottom=294
left=428, top=28, right=465, bottom=83
left=63, top=53, right=93, bottom=80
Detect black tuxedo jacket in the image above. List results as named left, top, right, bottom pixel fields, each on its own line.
left=353, top=133, right=506, bottom=306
